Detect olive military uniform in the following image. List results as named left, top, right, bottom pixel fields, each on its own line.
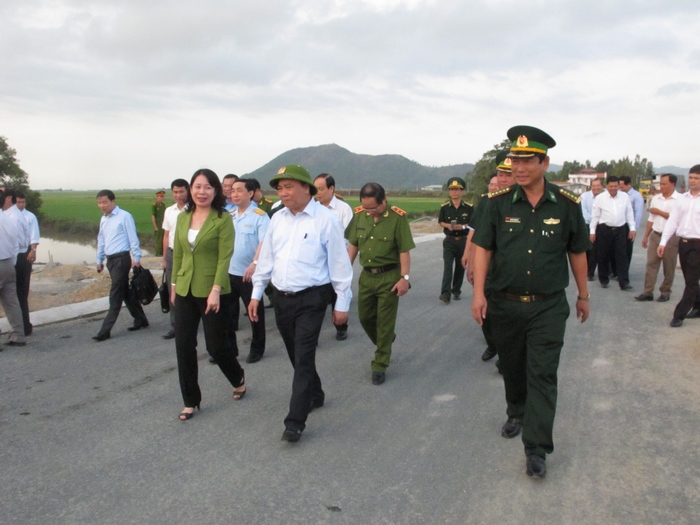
left=151, top=199, right=166, bottom=257
left=472, top=180, right=590, bottom=459
left=345, top=205, right=415, bottom=372
left=257, top=197, right=274, bottom=215
left=439, top=199, right=473, bottom=299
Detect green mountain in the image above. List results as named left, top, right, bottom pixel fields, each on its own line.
left=244, top=144, right=474, bottom=190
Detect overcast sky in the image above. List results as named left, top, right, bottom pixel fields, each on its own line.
left=2, top=0, right=699, bottom=190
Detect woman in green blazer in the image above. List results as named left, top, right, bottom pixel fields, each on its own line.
left=171, top=169, right=246, bottom=421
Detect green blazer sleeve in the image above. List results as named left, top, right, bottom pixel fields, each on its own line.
left=172, top=209, right=234, bottom=298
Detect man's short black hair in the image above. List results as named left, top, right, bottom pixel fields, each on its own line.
left=223, top=174, right=238, bottom=182
left=618, top=176, right=632, bottom=185
left=689, top=164, right=700, bottom=175
left=314, top=173, right=336, bottom=189
left=659, top=173, right=677, bottom=185
left=171, top=178, right=189, bottom=191
left=606, top=176, right=619, bottom=185
left=234, top=178, right=256, bottom=193
left=359, top=182, right=386, bottom=203
left=248, top=178, right=261, bottom=191
left=96, top=189, right=116, bottom=201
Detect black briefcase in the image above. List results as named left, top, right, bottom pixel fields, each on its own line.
left=129, top=266, right=159, bottom=306
left=159, top=272, right=170, bottom=313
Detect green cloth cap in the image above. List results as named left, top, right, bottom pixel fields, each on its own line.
left=495, top=151, right=512, bottom=173
left=507, top=125, right=556, bottom=157
left=447, top=177, right=466, bottom=190
left=270, top=165, right=317, bottom=195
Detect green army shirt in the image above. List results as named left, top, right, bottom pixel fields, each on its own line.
left=438, top=200, right=474, bottom=236
left=472, top=180, right=590, bottom=295
left=345, top=205, right=416, bottom=267
left=151, top=201, right=165, bottom=226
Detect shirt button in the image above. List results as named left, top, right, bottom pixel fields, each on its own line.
left=530, top=229, right=534, bottom=233
left=528, top=250, right=532, bottom=254
left=527, top=271, right=531, bottom=275
left=370, top=236, right=373, bottom=239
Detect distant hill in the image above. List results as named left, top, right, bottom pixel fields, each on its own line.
left=244, top=144, right=474, bottom=190
left=655, top=166, right=688, bottom=176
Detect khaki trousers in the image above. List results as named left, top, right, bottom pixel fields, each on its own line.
left=643, top=231, right=679, bottom=296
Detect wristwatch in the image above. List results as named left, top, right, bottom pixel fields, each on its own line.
left=402, top=274, right=410, bottom=281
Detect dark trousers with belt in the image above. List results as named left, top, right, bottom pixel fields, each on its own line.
left=273, top=284, right=332, bottom=432
left=596, top=224, right=630, bottom=287
left=174, top=291, right=244, bottom=408
left=229, top=274, right=265, bottom=356
left=489, top=292, right=569, bottom=458
left=165, top=248, right=176, bottom=332
left=586, top=237, right=598, bottom=278
left=15, top=250, right=32, bottom=335
left=674, top=239, right=700, bottom=320
left=441, top=235, right=467, bottom=297
left=98, top=252, right=147, bottom=336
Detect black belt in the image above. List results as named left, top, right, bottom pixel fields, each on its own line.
left=445, top=233, right=468, bottom=238
left=499, top=291, right=560, bottom=303
left=680, top=238, right=700, bottom=243
left=600, top=224, right=623, bottom=230
left=106, top=251, right=130, bottom=259
left=363, top=263, right=398, bottom=274
left=273, top=284, right=329, bottom=297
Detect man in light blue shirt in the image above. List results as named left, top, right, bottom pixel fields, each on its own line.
left=227, top=178, right=270, bottom=363
left=619, top=175, right=645, bottom=266
left=0, top=190, right=25, bottom=347
left=93, top=190, right=149, bottom=342
left=580, top=179, right=605, bottom=281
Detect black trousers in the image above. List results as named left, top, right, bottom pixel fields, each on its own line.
left=229, top=274, right=265, bottom=355
left=441, top=236, right=467, bottom=296
left=15, top=250, right=32, bottom=335
left=174, top=291, right=244, bottom=408
left=674, top=239, right=700, bottom=320
left=273, top=284, right=332, bottom=432
left=586, top=239, right=598, bottom=278
left=596, top=224, right=630, bottom=287
left=98, top=252, right=147, bottom=336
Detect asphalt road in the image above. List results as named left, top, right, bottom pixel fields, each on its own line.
left=1, top=236, right=698, bottom=525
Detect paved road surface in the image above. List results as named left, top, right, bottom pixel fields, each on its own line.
left=2, top=236, right=698, bottom=524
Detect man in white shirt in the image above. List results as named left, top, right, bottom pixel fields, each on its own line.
left=589, top=176, right=636, bottom=290
left=314, top=173, right=353, bottom=341
left=580, top=178, right=605, bottom=281
left=0, top=189, right=25, bottom=347
left=3, top=189, right=32, bottom=338
left=619, top=176, right=646, bottom=266
left=658, top=166, right=700, bottom=327
left=249, top=165, right=352, bottom=443
left=635, top=174, right=680, bottom=302
left=161, top=179, right=189, bottom=339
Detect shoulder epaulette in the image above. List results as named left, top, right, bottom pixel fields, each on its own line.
left=559, top=188, right=581, bottom=204
left=264, top=198, right=273, bottom=204
left=354, top=205, right=365, bottom=213
left=391, top=205, right=407, bottom=216
left=253, top=207, right=266, bottom=215
left=441, top=200, right=450, bottom=207
left=488, top=187, right=512, bottom=199
left=334, top=193, right=344, bottom=200
left=480, top=192, right=488, bottom=198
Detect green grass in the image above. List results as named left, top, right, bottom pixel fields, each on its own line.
left=38, top=190, right=452, bottom=240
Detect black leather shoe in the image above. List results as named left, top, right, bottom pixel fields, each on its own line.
left=501, top=417, right=523, bottom=438
left=620, top=284, right=633, bottom=291
left=8, top=340, right=26, bottom=347
left=127, top=322, right=149, bottom=332
left=526, top=454, right=546, bottom=479
left=439, top=294, right=450, bottom=304
left=162, top=331, right=175, bottom=340
left=208, top=356, right=217, bottom=364
left=600, top=282, right=609, bottom=289
left=686, top=308, right=700, bottom=318
left=281, top=428, right=302, bottom=443
left=670, top=318, right=683, bottom=327
left=452, top=292, right=461, bottom=301
left=634, top=294, right=653, bottom=301
left=371, top=371, right=386, bottom=385
left=92, top=333, right=111, bottom=342
left=656, top=295, right=670, bottom=302
left=245, top=353, right=262, bottom=364
left=587, top=275, right=595, bottom=282
left=335, top=330, right=348, bottom=341
left=481, top=346, right=497, bottom=361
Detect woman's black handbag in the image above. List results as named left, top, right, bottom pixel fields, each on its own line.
left=159, top=272, right=170, bottom=313
left=129, top=266, right=159, bottom=306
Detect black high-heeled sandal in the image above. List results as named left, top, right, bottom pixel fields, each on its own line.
left=233, top=378, right=246, bottom=401
left=178, top=404, right=200, bottom=421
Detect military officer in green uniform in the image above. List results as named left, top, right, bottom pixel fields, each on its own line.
left=346, top=182, right=415, bottom=385
left=151, top=190, right=166, bottom=257
left=251, top=178, right=274, bottom=214
left=471, top=126, right=590, bottom=479
left=438, top=177, right=473, bottom=303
